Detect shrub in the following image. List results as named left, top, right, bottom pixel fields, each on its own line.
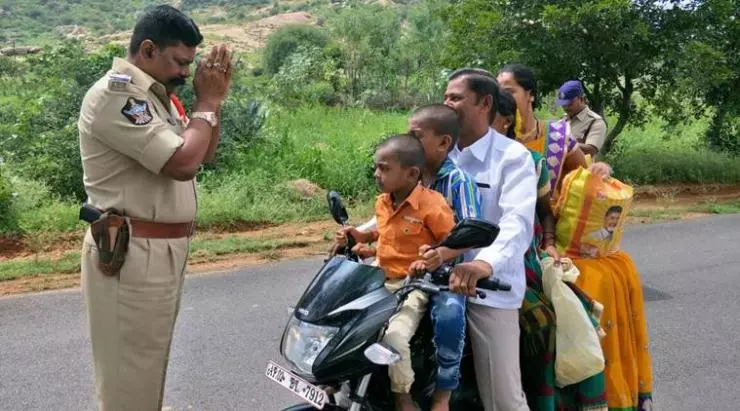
left=263, top=24, right=330, bottom=74
left=0, top=168, right=17, bottom=234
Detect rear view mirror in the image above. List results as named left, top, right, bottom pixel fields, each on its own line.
left=327, top=191, right=349, bottom=225
left=440, top=218, right=500, bottom=250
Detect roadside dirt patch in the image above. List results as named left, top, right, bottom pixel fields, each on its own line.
left=633, top=183, right=740, bottom=209
left=0, top=232, right=83, bottom=261
left=0, top=242, right=328, bottom=297
left=0, top=236, right=24, bottom=259
left=0, top=274, right=81, bottom=296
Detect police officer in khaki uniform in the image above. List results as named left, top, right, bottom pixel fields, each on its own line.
left=556, top=80, right=607, bottom=158
left=77, top=5, right=232, bottom=410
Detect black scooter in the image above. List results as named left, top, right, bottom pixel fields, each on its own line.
left=264, top=192, right=511, bottom=410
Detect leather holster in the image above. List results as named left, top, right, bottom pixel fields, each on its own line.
left=89, top=210, right=130, bottom=277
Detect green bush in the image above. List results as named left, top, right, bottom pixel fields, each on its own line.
left=1, top=41, right=126, bottom=202
left=263, top=24, right=330, bottom=74
left=0, top=175, right=81, bottom=235
left=706, top=107, right=740, bottom=155
left=196, top=169, right=327, bottom=228
left=270, top=45, right=340, bottom=106
left=0, top=168, right=17, bottom=234
left=258, top=105, right=408, bottom=197
left=610, top=147, right=740, bottom=184
left=607, top=118, right=740, bottom=184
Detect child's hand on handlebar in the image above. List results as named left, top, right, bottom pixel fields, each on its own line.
left=418, top=245, right=443, bottom=272
left=334, top=226, right=373, bottom=245
left=333, top=227, right=351, bottom=247
left=407, top=260, right=428, bottom=277
left=351, top=243, right=376, bottom=259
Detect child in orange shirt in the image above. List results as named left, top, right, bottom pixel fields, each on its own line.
left=340, top=134, right=456, bottom=411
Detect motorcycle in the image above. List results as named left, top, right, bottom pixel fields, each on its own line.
left=265, top=191, right=511, bottom=411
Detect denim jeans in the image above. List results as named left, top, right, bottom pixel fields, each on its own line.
left=430, top=290, right=467, bottom=390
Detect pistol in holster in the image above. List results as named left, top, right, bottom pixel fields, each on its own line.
left=79, top=204, right=130, bottom=276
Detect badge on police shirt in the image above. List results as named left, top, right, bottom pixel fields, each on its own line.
left=121, top=97, right=153, bottom=125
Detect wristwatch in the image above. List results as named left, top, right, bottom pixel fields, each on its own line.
left=191, top=111, right=218, bottom=127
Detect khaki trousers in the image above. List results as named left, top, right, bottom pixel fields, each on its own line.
left=467, top=303, right=530, bottom=411
left=81, top=230, right=189, bottom=411
left=382, top=279, right=429, bottom=393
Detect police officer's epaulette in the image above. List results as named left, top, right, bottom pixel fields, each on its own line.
left=108, top=73, right=132, bottom=92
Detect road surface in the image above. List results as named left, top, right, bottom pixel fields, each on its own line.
left=1, top=215, right=739, bottom=410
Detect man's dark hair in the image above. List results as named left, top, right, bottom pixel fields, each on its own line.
left=376, top=134, right=426, bottom=171
left=129, top=5, right=203, bottom=55
left=606, top=205, right=623, bottom=216
left=498, top=63, right=539, bottom=109
left=447, top=68, right=499, bottom=122
left=411, top=104, right=460, bottom=150
left=497, top=89, right=517, bottom=139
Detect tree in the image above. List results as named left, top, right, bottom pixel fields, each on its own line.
left=397, top=0, right=452, bottom=104
left=441, top=0, right=675, bottom=155
left=651, top=0, right=739, bottom=154
left=263, top=24, right=330, bottom=74
left=324, top=3, right=403, bottom=105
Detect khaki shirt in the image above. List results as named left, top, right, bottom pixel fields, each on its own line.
left=78, top=58, right=196, bottom=223
left=566, top=106, right=607, bottom=152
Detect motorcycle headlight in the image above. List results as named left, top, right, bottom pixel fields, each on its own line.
left=282, top=316, right=338, bottom=376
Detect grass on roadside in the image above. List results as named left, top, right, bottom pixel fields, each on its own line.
left=690, top=200, right=740, bottom=214
left=189, top=236, right=314, bottom=261
left=0, top=252, right=81, bottom=281
left=629, top=200, right=740, bottom=223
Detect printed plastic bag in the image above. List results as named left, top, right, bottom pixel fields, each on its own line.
left=542, top=257, right=605, bottom=387
left=554, top=167, right=633, bottom=259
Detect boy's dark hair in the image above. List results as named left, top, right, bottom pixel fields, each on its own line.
left=129, top=5, right=203, bottom=55
left=497, top=89, right=517, bottom=139
left=498, top=63, right=539, bottom=109
left=377, top=134, right=426, bottom=171
left=411, top=104, right=460, bottom=150
left=606, top=205, right=623, bottom=216
left=447, top=68, right=499, bottom=122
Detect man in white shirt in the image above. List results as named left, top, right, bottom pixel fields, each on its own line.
left=444, top=68, right=535, bottom=411
left=332, top=68, right=535, bottom=411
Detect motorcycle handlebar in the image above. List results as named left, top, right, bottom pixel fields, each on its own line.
left=399, top=266, right=512, bottom=300
left=477, top=278, right=512, bottom=292
left=427, top=265, right=512, bottom=292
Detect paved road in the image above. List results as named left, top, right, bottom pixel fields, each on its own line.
left=1, top=215, right=739, bottom=410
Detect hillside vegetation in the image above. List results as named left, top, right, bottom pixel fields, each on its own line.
left=0, top=0, right=738, bottom=241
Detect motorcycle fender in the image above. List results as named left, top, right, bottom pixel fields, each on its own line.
left=281, top=404, right=343, bottom=411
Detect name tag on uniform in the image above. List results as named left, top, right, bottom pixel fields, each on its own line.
left=108, top=74, right=131, bottom=92
left=403, top=216, right=423, bottom=225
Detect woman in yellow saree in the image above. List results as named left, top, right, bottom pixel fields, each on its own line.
left=496, top=64, right=654, bottom=411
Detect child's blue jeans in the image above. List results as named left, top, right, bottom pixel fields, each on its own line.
left=430, top=290, right=466, bottom=390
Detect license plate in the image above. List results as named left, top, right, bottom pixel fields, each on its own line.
left=265, top=360, right=327, bottom=409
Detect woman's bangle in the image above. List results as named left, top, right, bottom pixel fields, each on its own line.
left=543, top=232, right=556, bottom=246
